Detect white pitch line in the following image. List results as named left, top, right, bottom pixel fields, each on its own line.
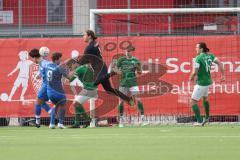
left=1, top=134, right=240, bottom=140
left=7, top=98, right=74, bottom=102
left=8, top=99, right=36, bottom=102
left=43, top=136, right=240, bottom=140
left=38, top=134, right=240, bottom=139
left=0, top=136, right=18, bottom=139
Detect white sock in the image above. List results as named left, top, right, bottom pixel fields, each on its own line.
left=35, top=115, right=40, bottom=124
left=36, top=118, right=40, bottom=124
left=120, top=116, right=124, bottom=123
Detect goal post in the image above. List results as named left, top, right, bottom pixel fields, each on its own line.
left=90, top=8, right=240, bottom=32
left=88, top=7, right=240, bottom=126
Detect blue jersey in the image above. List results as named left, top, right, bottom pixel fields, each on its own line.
left=45, top=63, right=67, bottom=94
left=39, top=59, right=50, bottom=84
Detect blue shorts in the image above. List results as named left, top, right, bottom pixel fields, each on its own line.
left=47, top=88, right=66, bottom=106
left=37, top=84, right=49, bottom=101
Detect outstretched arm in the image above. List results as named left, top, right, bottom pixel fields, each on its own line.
left=136, top=62, right=142, bottom=75
left=65, top=71, right=76, bottom=81
left=8, top=62, right=20, bottom=77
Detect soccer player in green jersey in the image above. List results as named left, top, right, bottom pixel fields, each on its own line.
left=189, top=42, right=225, bottom=126
left=116, top=45, right=148, bottom=127
left=69, top=63, right=98, bottom=128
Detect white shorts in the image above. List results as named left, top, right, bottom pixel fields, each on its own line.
left=70, top=78, right=83, bottom=87
left=14, top=77, right=28, bottom=87
left=191, top=84, right=210, bottom=101
left=74, top=89, right=98, bottom=104
left=119, top=86, right=140, bottom=96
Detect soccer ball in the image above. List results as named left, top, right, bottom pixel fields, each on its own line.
left=71, top=50, right=79, bottom=59
left=0, top=93, right=8, bottom=101
left=39, top=46, right=50, bottom=57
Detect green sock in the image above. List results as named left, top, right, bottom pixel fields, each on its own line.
left=118, top=103, right=124, bottom=117
left=203, top=101, right=210, bottom=119
left=192, top=104, right=203, bottom=123
left=137, top=101, right=144, bottom=115
left=74, top=104, right=86, bottom=125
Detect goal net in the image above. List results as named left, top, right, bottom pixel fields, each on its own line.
left=88, top=8, right=240, bottom=126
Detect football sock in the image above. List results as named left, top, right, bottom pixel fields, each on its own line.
left=192, top=104, right=203, bottom=123
left=203, top=101, right=210, bottom=119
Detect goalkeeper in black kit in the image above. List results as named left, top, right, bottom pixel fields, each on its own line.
left=76, top=30, right=134, bottom=106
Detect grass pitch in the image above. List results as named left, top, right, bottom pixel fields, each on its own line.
left=0, top=125, right=240, bottom=160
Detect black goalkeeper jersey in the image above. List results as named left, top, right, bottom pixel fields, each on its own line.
left=84, top=41, right=102, bottom=59
left=78, top=40, right=107, bottom=81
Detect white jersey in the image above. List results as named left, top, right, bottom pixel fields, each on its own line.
left=16, top=60, right=33, bottom=78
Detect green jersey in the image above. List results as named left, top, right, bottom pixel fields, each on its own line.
left=71, top=64, right=97, bottom=90
left=117, top=56, right=141, bottom=87
left=195, top=52, right=216, bottom=86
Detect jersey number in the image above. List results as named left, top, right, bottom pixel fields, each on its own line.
left=47, top=70, right=53, bottom=82
left=204, top=59, right=213, bottom=72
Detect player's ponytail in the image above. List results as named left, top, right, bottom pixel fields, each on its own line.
left=86, top=30, right=97, bottom=41
left=198, top=42, right=209, bottom=53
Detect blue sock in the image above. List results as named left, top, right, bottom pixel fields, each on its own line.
left=42, top=102, right=51, bottom=113
left=50, top=108, right=56, bottom=125
left=59, top=108, right=66, bottom=124
left=35, top=104, right=42, bottom=117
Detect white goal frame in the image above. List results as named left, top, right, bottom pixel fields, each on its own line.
left=88, top=7, right=240, bottom=127
left=90, top=8, right=240, bottom=32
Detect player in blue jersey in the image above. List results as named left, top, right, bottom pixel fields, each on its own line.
left=29, top=47, right=52, bottom=128
left=46, top=52, right=72, bottom=129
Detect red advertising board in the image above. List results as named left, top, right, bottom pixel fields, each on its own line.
left=0, top=35, right=239, bottom=117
